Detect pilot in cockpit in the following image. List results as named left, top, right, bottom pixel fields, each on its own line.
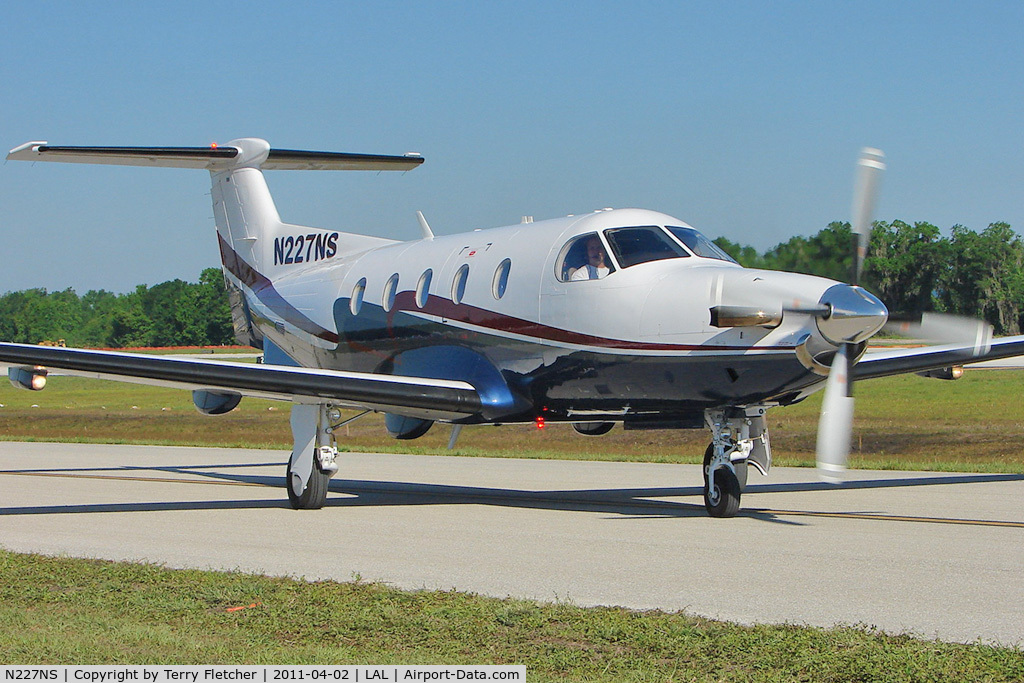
left=571, top=236, right=611, bottom=280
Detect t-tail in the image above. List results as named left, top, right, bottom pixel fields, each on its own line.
left=7, top=138, right=424, bottom=347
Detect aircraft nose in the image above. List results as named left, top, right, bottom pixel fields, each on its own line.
left=815, top=284, right=888, bottom=345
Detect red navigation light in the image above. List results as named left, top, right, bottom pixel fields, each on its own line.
left=535, top=416, right=545, bottom=430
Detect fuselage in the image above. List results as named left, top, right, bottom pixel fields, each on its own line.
left=225, top=207, right=859, bottom=425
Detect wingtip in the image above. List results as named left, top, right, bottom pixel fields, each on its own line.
left=7, top=140, right=47, bottom=160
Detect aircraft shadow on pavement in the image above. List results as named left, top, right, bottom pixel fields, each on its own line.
left=2, top=461, right=1022, bottom=525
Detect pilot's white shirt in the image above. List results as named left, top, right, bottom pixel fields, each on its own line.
left=571, top=264, right=610, bottom=281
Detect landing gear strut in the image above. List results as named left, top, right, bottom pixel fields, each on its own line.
left=703, top=408, right=772, bottom=518
left=286, top=403, right=341, bottom=510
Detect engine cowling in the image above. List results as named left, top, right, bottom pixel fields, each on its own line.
left=192, top=390, right=242, bottom=415
left=8, top=366, right=47, bottom=391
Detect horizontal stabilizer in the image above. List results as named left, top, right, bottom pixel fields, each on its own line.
left=265, top=148, right=424, bottom=171
left=6, top=140, right=425, bottom=172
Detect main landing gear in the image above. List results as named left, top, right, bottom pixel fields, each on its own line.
left=286, top=403, right=345, bottom=509
left=703, top=408, right=772, bottom=518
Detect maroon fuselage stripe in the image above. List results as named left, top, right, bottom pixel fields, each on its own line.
left=218, top=235, right=340, bottom=344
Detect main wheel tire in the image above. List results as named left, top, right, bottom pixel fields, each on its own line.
left=704, top=465, right=742, bottom=518
left=286, top=451, right=330, bottom=510
left=702, top=443, right=748, bottom=492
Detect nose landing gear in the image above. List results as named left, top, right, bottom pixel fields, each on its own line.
left=703, top=408, right=771, bottom=517
left=704, top=457, right=742, bottom=518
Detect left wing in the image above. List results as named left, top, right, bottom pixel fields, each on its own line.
left=854, top=335, right=1024, bottom=381
left=0, top=343, right=481, bottom=421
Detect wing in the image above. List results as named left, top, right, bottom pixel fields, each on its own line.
left=0, top=343, right=480, bottom=421
left=854, top=335, right=1024, bottom=381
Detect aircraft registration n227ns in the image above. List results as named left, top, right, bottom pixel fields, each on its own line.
left=4, top=138, right=1023, bottom=517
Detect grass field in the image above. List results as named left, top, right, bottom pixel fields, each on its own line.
left=2, top=368, right=1024, bottom=472
left=3, top=367, right=1024, bottom=674
left=2, top=551, right=1022, bottom=680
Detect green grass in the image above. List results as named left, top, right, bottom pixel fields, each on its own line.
left=2, top=370, right=1024, bottom=472
left=2, top=551, right=1022, bottom=680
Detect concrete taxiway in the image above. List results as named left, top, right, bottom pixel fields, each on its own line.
left=1, top=441, right=1022, bottom=646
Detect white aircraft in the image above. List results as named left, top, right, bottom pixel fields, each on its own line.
left=4, top=139, right=1021, bottom=517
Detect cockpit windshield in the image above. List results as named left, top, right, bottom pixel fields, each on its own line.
left=666, top=226, right=738, bottom=263
left=603, top=226, right=690, bottom=268
left=558, top=225, right=737, bottom=279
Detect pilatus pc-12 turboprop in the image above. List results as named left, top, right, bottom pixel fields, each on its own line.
left=4, top=139, right=1021, bottom=517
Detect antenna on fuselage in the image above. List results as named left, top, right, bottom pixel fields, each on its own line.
left=416, top=211, right=434, bottom=240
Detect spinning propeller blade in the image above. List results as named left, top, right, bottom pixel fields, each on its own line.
left=815, top=147, right=885, bottom=481
left=851, top=148, right=885, bottom=285
left=816, top=344, right=855, bottom=482
left=885, top=312, right=993, bottom=352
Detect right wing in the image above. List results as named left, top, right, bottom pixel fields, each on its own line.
left=854, top=335, right=1024, bottom=381
left=0, top=343, right=480, bottom=421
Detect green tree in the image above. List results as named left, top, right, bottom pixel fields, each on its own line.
left=713, top=237, right=762, bottom=268
left=197, top=267, right=235, bottom=345
left=5, top=288, right=83, bottom=344
left=77, top=289, right=119, bottom=347
left=937, top=222, right=1024, bottom=335
left=108, top=285, right=156, bottom=348
left=0, top=290, right=27, bottom=341
left=760, top=222, right=854, bottom=282
left=0, top=269, right=235, bottom=348
left=861, top=220, right=948, bottom=315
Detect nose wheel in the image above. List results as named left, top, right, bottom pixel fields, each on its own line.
left=703, top=443, right=743, bottom=518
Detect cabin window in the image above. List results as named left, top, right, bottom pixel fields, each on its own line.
left=452, top=264, right=470, bottom=304
left=415, top=269, right=432, bottom=308
left=666, top=226, right=738, bottom=263
left=492, top=259, right=511, bottom=299
left=556, top=233, right=616, bottom=282
left=603, top=226, right=689, bottom=268
left=350, top=278, right=366, bottom=315
left=383, top=273, right=399, bottom=312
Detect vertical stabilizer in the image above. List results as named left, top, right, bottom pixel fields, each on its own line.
left=210, top=138, right=282, bottom=275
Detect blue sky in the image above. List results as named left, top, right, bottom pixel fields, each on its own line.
left=1, top=1, right=1021, bottom=293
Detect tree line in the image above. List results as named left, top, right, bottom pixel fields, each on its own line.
left=0, top=267, right=234, bottom=348
left=1, top=220, right=1022, bottom=348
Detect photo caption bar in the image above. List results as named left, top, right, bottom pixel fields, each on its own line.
left=0, top=667, right=525, bottom=682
